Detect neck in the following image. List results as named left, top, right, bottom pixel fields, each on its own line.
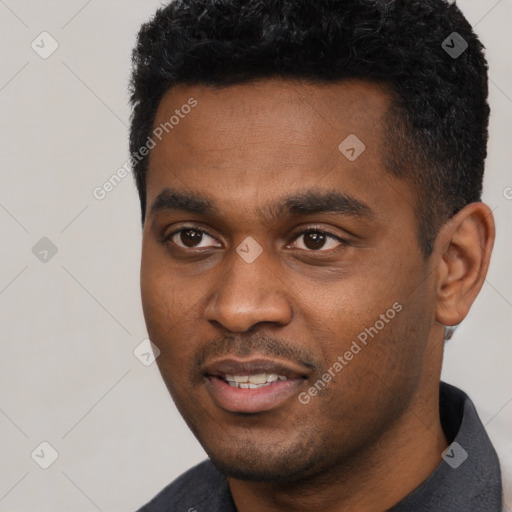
left=228, top=382, right=448, bottom=512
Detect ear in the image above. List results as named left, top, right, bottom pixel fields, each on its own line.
left=434, top=202, right=495, bottom=326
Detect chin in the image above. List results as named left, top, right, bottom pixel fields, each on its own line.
left=203, top=437, right=324, bottom=484
left=209, top=455, right=315, bottom=483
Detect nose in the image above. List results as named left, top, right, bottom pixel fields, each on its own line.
left=204, top=246, right=293, bottom=333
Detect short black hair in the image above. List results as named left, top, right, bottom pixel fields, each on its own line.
left=129, top=0, right=489, bottom=256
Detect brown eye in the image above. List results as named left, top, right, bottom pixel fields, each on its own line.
left=291, top=229, right=344, bottom=251
left=303, top=231, right=327, bottom=250
left=167, top=228, right=221, bottom=249
left=179, top=229, right=204, bottom=247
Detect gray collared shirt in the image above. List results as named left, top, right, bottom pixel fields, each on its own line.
left=136, top=382, right=502, bottom=511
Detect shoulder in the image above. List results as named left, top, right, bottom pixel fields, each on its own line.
left=135, top=459, right=231, bottom=512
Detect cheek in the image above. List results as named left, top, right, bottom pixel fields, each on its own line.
left=312, top=300, right=431, bottom=434
left=314, top=262, right=433, bottom=380
left=140, top=262, right=167, bottom=336
left=141, top=253, right=179, bottom=353
left=141, top=241, right=183, bottom=326
left=140, top=250, right=203, bottom=377
left=141, top=277, right=196, bottom=400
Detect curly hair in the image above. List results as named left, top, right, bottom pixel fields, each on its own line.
left=129, top=0, right=489, bottom=256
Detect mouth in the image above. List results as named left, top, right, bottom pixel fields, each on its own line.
left=223, top=372, right=288, bottom=389
left=203, top=357, right=310, bottom=414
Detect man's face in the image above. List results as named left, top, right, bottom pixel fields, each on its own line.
left=140, top=79, right=440, bottom=482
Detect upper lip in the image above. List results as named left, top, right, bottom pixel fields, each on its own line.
left=203, top=357, right=311, bottom=380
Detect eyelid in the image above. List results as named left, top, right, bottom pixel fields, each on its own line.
left=287, top=226, right=348, bottom=251
left=161, top=225, right=222, bottom=247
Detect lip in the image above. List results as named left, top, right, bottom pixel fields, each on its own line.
left=203, top=357, right=310, bottom=414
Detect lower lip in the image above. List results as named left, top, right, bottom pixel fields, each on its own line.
left=205, top=376, right=305, bottom=413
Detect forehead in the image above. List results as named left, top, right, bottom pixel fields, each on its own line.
left=146, top=78, right=411, bottom=221
left=151, top=78, right=390, bottom=152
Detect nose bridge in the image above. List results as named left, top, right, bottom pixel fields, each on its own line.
left=204, top=245, right=293, bottom=332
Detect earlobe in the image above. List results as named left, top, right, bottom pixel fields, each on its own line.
left=434, top=202, right=495, bottom=327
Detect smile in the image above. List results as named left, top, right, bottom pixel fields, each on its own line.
left=224, top=373, right=288, bottom=388
left=202, top=357, right=309, bottom=413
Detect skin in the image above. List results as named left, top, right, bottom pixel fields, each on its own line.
left=140, top=78, right=495, bottom=512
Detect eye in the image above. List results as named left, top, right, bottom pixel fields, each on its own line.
left=165, top=227, right=221, bottom=249
left=289, top=229, right=346, bottom=251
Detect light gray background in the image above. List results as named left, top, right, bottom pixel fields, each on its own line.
left=0, top=1, right=510, bottom=511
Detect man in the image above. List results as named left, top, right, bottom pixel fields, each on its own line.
left=130, top=0, right=502, bottom=510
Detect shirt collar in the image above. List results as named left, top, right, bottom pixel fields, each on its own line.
left=389, top=382, right=502, bottom=511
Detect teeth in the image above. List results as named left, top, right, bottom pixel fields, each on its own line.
left=227, top=381, right=272, bottom=389
left=248, top=373, right=267, bottom=384
left=224, top=373, right=288, bottom=388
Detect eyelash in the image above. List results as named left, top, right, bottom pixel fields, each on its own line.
left=161, top=225, right=348, bottom=252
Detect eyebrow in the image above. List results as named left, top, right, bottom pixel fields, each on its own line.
left=151, top=188, right=214, bottom=216
left=150, top=187, right=373, bottom=221
left=268, top=189, right=373, bottom=220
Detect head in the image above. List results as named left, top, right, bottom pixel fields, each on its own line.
left=130, top=0, right=494, bottom=483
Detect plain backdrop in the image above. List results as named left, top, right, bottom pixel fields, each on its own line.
left=0, top=1, right=511, bottom=511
